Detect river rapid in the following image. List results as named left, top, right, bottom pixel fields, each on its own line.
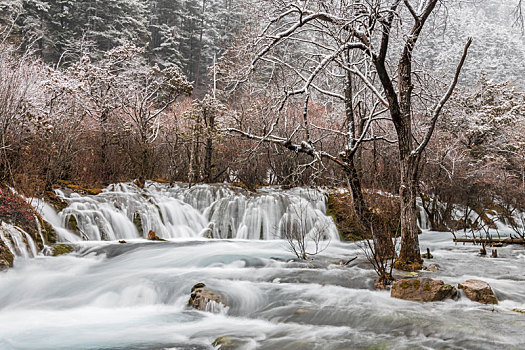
left=0, top=183, right=524, bottom=349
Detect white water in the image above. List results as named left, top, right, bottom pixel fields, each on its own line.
left=0, top=231, right=523, bottom=349
left=0, top=222, right=38, bottom=259
left=44, top=182, right=340, bottom=242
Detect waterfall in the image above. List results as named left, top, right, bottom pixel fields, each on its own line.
left=0, top=222, right=38, bottom=259
left=41, top=182, right=339, bottom=242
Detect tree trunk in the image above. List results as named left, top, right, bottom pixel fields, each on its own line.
left=203, top=111, right=215, bottom=183
left=396, top=155, right=423, bottom=270
left=347, top=160, right=365, bottom=220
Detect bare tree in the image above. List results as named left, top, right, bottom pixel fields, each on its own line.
left=220, top=0, right=471, bottom=270
left=360, top=226, right=398, bottom=289
left=281, top=192, right=331, bottom=260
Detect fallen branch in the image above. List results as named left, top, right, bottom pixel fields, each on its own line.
left=453, top=238, right=525, bottom=245
left=342, top=256, right=358, bottom=266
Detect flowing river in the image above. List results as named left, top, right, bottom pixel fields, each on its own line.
left=0, top=183, right=524, bottom=349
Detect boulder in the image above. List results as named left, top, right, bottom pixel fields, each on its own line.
left=458, top=279, right=498, bottom=304
left=147, top=230, right=165, bottom=241
left=391, top=278, right=457, bottom=302
left=188, top=283, right=227, bottom=312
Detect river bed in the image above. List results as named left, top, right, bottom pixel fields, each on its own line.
left=0, top=231, right=524, bottom=349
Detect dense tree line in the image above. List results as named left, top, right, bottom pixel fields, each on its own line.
left=0, top=0, right=243, bottom=91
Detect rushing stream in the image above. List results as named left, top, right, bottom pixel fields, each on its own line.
left=0, top=183, right=524, bottom=349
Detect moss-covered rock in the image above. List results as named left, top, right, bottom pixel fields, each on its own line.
left=0, top=239, right=14, bottom=271
left=212, top=336, right=246, bottom=350
left=45, top=190, right=69, bottom=212
left=52, top=244, right=73, bottom=256
left=391, top=278, right=457, bottom=302
left=393, top=258, right=423, bottom=272
left=326, top=192, right=368, bottom=241
left=59, top=181, right=104, bottom=196
left=38, top=215, right=57, bottom=245
left=67, top=215, right=78, bottom=231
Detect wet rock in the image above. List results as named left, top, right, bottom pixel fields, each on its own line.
left=188, top=283, right=227, bottom=312
left=458, top=279, right=498, bottom=304
left=511, top=308, right=525, bottom=314
left=423, top=264, right=439, bottom=272
left=212, top=336, right=247, bottom=350
left=394, top=271, right=419, bottom=279
left=147, top=230, right=165, bottom=241
left=391, top=278, right=457, bottom=302
left=393, top=259, right=423, bottom=272
left=52, top=244, right=73, bottom=256
left=0, top=239, right=14, bottom=271
left=118, top=240, right=127, bottom=244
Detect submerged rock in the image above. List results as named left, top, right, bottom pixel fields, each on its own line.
left=391, top=278, right=457, bottom=302
left=423, top=264, right=439, bottom=272
left=188, top=283, right=227, bottom=312
left=458, top=279, right=498, bottom=304
left=213, top=335, right=249, bottom=350
left=147, top=230, right=165, bottom=241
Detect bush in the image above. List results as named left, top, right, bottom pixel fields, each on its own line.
left=0, top=188, right=36, bottom=229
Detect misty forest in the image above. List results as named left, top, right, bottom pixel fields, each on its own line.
left=1, top=0, right=525, bottom=349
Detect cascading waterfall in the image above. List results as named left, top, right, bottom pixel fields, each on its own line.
left=43, top=182, right=340, bottom=242
left=0, top=222, right=38, bottom=259
left=2, top=184, right=525, bottom=350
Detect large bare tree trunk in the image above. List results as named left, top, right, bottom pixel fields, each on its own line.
left=203, top=111, right=215, bottom=183
left=397, top=155, right=423, bottom=269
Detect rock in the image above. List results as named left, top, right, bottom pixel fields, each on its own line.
left=212, top=336, right=247, bottom=350
left=394, top=271, right=419, bottom=278
left=295, top=308, right=309, bottom=314
left=52, top=244, right=73, bottom=256
left=118, top=240, right=127, bottom=244
left=393, top=259, right=423, bottom=272
left=0, top=239, right=14, bottom=271
left=147, top=230, right=165, bottom=241
left=423, top=264, right=439, bottom=272
left=511, top=308, right=525, bottom=314
left=188, top=283, right=227, bottom=312
left=391, top=278, right=457, bottom=302
left=67, top=214, right=78, bottom=231
left=458, top=279, right=498, bottom=304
